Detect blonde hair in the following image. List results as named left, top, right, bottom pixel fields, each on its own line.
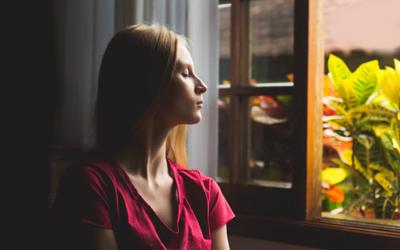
left=95, top=24, right=189, bottom=167
left=166, top=125, right=188, bottom=166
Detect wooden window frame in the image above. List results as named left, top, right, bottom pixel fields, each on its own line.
left=218, top=0, right=400, bottom=249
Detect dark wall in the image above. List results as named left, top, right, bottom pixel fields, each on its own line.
left=4, top=1, right=57, bottom=249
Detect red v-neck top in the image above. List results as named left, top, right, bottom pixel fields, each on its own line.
left=52, top=158, right=235, bottom=250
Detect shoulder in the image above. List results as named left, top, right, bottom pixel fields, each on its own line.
left=80, top=160, right=116, bottom=179
left=169, top=160, right=218, bottom=194
left=54, top=161, right=118, bottom=210
left=59, top=160, right=117, bottom=191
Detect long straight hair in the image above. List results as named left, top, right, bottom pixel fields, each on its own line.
left=94, top=24, right=189, bottom=167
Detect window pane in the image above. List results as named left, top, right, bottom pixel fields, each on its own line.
left=247, top=95, right=293, bottom=188
left=250, top=0, right=294, bottom=84
left=219, top=2, right=231, bottom=86
left=218, top=96, right=230, bottom=181
left=322, top=0, right=400, bottom=224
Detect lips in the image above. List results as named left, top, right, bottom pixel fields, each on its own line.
left=196, top=101, right=204, bottom=108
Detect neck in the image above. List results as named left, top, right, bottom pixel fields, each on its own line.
left=114, top=120, right=175, bottom=182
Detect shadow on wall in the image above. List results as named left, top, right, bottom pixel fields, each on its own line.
left=5, top=1, right=58, bottom=249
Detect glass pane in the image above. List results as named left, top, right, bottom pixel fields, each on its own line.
left=219, top=2, right=231, bottom=86
left=217, top=96, right=230, bottom=181
left=322, top=0, right=400, bottom=224
left=247, top=95, right=293, bottom=188
left=250, top=0, right=294, bottom=84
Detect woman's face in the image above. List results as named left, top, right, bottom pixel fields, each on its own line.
left=161, top=42, right=208, bottom=126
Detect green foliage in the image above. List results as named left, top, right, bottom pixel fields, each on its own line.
left=324, top=54, right=400, bottom=220
left=328, top=54, right=379, bottom=109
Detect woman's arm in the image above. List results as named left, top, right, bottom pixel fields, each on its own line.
left=211, top=225, right=230, bottom=250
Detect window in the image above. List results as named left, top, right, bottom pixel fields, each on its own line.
left=322, top=0, right=400, bottom=224
left=218, top=0, right=400, bottom=248
left=218, top=0, right=301, bottom=217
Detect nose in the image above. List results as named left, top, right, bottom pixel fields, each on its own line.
left=195, top=77, right=208, bottom=94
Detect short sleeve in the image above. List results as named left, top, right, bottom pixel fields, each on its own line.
left=52, top=166, right=114, bottom=229
left=206, top=177, right=235, bottom=232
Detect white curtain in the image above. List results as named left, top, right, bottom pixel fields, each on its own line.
left=54, top=0, right=219, bottom=177
left=53, top=0, right=115, bottom=146
left=115, top=0, right=188, bottom=35
left=186, top=0, right=219, bottom=177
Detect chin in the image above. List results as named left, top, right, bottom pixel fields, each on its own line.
left=189, top=116, right=202, bottom=124
left=183, top=114, right=202, bottom=124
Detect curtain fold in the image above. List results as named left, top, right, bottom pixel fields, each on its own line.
left=53, top=0, right=115, bottom=146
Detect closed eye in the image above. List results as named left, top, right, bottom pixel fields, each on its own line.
left=181, top=72, right=193, bottom=78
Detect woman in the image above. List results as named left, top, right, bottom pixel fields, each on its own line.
left=52, top=24, right=235, bottom=250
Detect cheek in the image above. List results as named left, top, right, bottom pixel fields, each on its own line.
left=169, top=93, right=197, bottom=120
left=165, top=94, right=202, bottom=124
left=165, top=78, right=200, bottom=121
left=170, top=83, right=193, bottom=108
left=172, top=96, right=192, bottom=114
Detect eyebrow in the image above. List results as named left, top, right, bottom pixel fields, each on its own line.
left=177, top=60, right=194, bottom=70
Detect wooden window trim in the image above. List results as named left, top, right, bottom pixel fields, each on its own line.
left=219, top=85, right=293, bottom=96
left=227, top=214, right=399, bottom=249
left=219, top=0, right=400, bottom=248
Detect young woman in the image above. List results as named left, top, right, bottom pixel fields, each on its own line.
left=51, top=24, right=235, bottom=250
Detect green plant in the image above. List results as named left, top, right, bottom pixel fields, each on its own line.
left=322, top=54, right=400, bottom=219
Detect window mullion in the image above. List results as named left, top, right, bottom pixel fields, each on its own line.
left=306, top=0, right=323, bottom=220
left=238, top=0, right=250, bottom=182
left=239, top=0, right=250, bottom=86
left=228, top=0, right=242, bottom=184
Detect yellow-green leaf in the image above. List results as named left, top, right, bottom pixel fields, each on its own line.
left=391, top=119, right=400, bottom=152
left=392, top=138, right=400, bottom=153
left=394, top=58, right=400, bottom=71
left=369, top=163, right=396, bottom=180
left=350, top=60, right=379, bottom=105
left=322, top=168, right=348, bottom=185
left=340, top=78, right=359, bottom=109
left=348, top=104, right=396, bottom=120
left=378, top=67, right=400, bottom=107
left=339, top=149, right=353, bottom=166
left=354, top=157, right=372, bottom=182
left=372, top=125, right=390, bottom=137
left=374, top=173, right=394, bottom=197
left=328, top=54, right=352, bottom=93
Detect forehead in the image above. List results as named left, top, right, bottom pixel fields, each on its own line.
left=176, top=43, right=193, bottom=68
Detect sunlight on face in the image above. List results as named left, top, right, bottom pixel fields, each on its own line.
left=162, top=43, right=208, bottom=126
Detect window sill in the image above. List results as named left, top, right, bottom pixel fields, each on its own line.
left=228, top=214, right=400, bottom=250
